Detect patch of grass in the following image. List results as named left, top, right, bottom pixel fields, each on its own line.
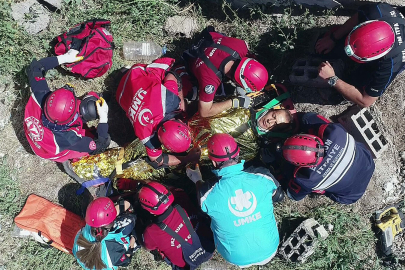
left=268, top=205, right=382, bottom=270
left=0, top=158, right=22, bottom=217
left=5, top=239, right=79, bottom=270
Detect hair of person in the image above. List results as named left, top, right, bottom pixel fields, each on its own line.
left=216, top=155, right=240, bottom=169
left=75, top=224, right=112, bottom=270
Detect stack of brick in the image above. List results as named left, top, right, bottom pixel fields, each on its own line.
left=279, top=218, right=329, bottom=263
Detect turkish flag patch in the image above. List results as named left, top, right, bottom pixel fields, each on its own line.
left=120, top=254, right=126, bottom=262
left=121, top=237, right=128, bottom=244
left=89, top=141, right=96, bottom=150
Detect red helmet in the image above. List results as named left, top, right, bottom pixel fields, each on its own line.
left=207, top=133, right=240, bottom=162
left=138, top=182, right=174, bottom=215
left=234, top=57, right=268, bottom=92
left=44, top=88, right=78, bottom=125
left=345, top=20, right=395, bottom=63
left=85, top=197, right=117, bottom=228
left=282, top=134, right=325, bottom=167
left=158, top=120, right=191, bottom=153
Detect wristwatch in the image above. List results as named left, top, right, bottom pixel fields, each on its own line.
left=328, top=76, right=339, bottom=87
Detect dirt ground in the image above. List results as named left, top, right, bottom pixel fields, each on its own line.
left=2, top=0, right=405, bottom=269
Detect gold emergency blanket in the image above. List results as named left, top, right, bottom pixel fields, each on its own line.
left=71, top=139, right=165, bottom=185
left=189, top=108, right=259, bottom=162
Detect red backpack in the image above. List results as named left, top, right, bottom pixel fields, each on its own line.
left=54, top=19, right=114, bottom=79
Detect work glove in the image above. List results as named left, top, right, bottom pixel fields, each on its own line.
left=57, top=49, right=83, bottom=65
left=186, top=164, right=202, bottom=184
left=96, top=97, right=109, bottom=123
left=232, top=95, right=251, bottom=108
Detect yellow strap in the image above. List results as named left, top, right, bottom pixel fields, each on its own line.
left=115, top=147, right=125, bottom=176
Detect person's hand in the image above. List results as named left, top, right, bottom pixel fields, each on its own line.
left=315, top=36, right=335, bottom=55
left=96, top=97, right=109, bottom=123
left=57, top=49, right=83, bottom=65
left=186, top=164, right=202, bottom=184
left=117, top=178, right=139, bottom=191
left=187, top=147, right=201, bottom=164
left=232, top=95, right=251, bottom=108
left=179, top=98, right=186, bottom=111
left=130, top=235, right=136, bottom=248
left=318, top=61, right=336, bottom=80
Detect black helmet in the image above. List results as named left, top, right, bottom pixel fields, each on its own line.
left=79, top=95, right=98, bottom=122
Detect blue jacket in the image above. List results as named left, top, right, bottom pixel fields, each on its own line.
left=200, top=161, right=279, bottom=267
left=288, top=113, right=375, bottom=204
left=73, top=214, right=136, bottom=270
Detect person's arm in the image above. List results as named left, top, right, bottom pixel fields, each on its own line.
left=199, top=95, right=252, bottom=118
left=199, top=99, right=232, bottom=118
left=287, top=178, right=311, bottom=201
left=318, top=61, right=377, bottom=107
left=147, top=147, right=201, bottom=168
left=315, top=13, right=359, bottom=54
left=244, top=166, right=285, bottom=202
left=186, top=164, right=217, bottom=207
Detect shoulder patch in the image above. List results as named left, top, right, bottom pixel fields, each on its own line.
left=204, top=85, right=215, bottom=94
left=89, top=141, right=96, bottom=150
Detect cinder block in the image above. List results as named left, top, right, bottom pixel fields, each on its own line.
left=338, top=106, right=388, bottom=159
left=279, top=218, right=328, bottom=263
left=289, top=58, right=344, bottom=88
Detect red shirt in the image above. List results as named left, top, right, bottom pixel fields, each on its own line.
left=116, top=58, right=179, bottom=157
left=189, top=32, right=249, bottom=102
left=143, top=188, right=213, bottom=268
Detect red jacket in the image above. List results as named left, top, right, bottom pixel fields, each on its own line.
left=24, top=57, right=108, bottom=162
left=116, top=58, right=180, bottom=157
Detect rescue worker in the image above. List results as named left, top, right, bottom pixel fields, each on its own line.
left=184, top=26, right=269, bottom=117
left=73, top=197, right=141, bottom=270
left=116, top=58, right=200, bottom=169
left=315, top=3, right=405, bottom=107
left=282, top=113, right=375, bottom=204
left=24, top=49, right=111, bottom=163
left=140, top=182, right=214, bottom=270
left=186, top=134, right=283, bottom=268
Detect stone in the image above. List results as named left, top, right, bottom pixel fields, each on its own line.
left=384, top=182, right=394, bottom=192
left=401, top=151, right=405, bottom=162
left=11, top=0, right=50, bottom=35
left=164, top=16, right=198, bottom=38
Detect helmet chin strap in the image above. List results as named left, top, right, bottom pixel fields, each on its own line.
left=238, top=58, right=252, bottom=93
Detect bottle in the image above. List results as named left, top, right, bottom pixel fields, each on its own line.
left=122, top=41, right=167, bottom=62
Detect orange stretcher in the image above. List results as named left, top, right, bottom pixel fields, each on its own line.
left=14, top=194, right=85, bottom=254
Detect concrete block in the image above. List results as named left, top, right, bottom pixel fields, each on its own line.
left=289, top=58, right=344, bottom=88
left=338, top=106, right=388, bottom=159
left=279, top=218, right=328, bottom=263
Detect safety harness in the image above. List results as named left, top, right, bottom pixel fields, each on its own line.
left=183, top=26, right=241, bottom=81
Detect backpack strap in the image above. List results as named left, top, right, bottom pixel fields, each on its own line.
left=187, top=27, right=241, bottom=80
left=157, top=205, right=197, bottom=245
